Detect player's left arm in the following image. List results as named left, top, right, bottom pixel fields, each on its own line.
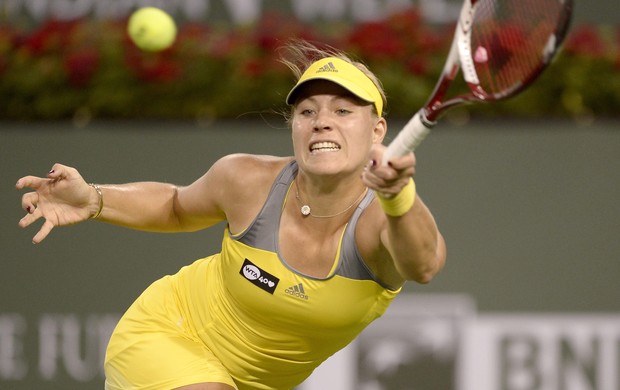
left=361, top=148, right=446, bottom=286
left=381, top=193, right=446, bottom=284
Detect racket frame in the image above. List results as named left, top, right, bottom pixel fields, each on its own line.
left=382, top=0, right=573, bottom=163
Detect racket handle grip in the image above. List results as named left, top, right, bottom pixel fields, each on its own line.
left=382, top=111, right=433, bottom=165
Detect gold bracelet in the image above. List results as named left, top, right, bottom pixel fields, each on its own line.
left=377, top=178, right=416, bottom=217
left=88, top=183, right=103, bottom=219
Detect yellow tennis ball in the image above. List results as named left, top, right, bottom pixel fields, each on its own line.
left=128, top=7, right=177, bottom=52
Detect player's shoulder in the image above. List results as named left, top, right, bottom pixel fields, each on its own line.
left=216, top=153, right=291, bottom=172
left=218, top=153, right=291, bottom=168
left=213, top=153, right=293, bottom=186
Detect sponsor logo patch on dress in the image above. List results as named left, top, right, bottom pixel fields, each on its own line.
left=240, top=258, right=279, bottom=294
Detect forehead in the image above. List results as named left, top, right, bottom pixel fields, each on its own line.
left=293, top=80, right=366, bottom=105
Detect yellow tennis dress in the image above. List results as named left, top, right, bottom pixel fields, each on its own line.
left=104, top=161, right=400, bottom=390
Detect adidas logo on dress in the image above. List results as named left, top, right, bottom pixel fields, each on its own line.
left=285, top=283, right=309, bottom=300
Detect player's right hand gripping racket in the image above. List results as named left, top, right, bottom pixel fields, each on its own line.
left=383, top=0, right=573, bottom=163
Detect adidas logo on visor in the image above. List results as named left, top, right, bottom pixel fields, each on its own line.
left=316, top=62, right=337, bottom=73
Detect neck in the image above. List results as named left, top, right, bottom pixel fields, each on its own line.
left=294, top=177, right=367, bottom=219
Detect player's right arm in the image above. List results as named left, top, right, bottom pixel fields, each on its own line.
left=90, top=159, right=230, bottom=233
left=16, top=154, right=289, bottom=243
left=16, top=160, right=228, bottom=243
left=17, top=155, right=282, bottom=243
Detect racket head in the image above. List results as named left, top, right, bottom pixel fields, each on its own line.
left=383, top=0, right=573, bottom=159
left=461, top=0, right=573, bottom=101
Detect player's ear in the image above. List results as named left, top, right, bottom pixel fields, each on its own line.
left=372, top=117, right=387, bottom=144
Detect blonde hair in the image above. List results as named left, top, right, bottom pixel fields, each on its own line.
left=278, top=39, right=387, bottom=117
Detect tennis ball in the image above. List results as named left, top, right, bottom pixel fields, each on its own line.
left=128, top=7, right=177, bottom=52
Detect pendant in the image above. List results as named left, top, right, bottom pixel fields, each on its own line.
left=300, top=205, right=311, bottom=216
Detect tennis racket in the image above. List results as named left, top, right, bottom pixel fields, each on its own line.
left=383, top=0, right=573, bottom=163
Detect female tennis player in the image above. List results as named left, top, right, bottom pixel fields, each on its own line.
left=16, top=40, right=446, bottom=390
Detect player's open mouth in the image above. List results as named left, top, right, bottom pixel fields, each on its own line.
left=310, top=141, right=340, bottom=153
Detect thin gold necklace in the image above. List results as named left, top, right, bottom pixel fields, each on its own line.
left=294, top=179, right=368, bottom=218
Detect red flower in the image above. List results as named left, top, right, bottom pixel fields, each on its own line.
left=137, top=57, right=181, bottom=83
left=24, top=19, right=80, bottom=55
left=208, top=33, right=246, bottom=59
left=253, top=11, right=317, bottom=53
left=177, top=23, right=212, bottom=41
left=64, top=49, right=100, bottom=87
left=242, top=58, right=263, bottom=77
left=347, top=7, right=448, bottom=63
left=125, top=45, right=182, bottom=83
left=564, top=25, right=607, bottom=59
left=347, top=21, right=406, bottom=60
left=406, top=57, right=429, bottom=75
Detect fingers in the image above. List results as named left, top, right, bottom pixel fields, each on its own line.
left=364, top=169, right=406, bottom=195
left=32, top=220, right=54, bottom=244
left=16, top=163, right=75, bottom=222
left=364, top=166, right=408, bottom=194
left=385, top=153, right=416, bottom=173
left=16, top=163, right=73, bottom=190
left=369, top=145, right=415, bottom=173
left=16, top=164, right=69, bottom=244
left=21, top=191, right=39, bottom=214
left=364, top=147, right=416, bottom=195
left=47, top=163, right=73, bottom=181
left=18, top=203, right=42, bottom=229
left=15, top=175, right=46, bottom=190
left=17, top=206, right=54, bottom=244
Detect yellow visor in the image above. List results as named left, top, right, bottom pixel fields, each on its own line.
left=286, top=57, right=383, bottom=116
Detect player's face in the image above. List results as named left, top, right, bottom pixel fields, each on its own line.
left=291, top=80, right=385, bottom=178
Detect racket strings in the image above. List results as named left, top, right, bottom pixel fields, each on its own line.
left=470, top=0, right=567, bottom=97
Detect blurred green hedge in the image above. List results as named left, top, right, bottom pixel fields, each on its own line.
left=1, top=9, right=618, bottom=123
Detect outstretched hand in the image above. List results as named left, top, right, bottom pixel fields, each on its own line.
left=362, top=144, right=416, bottom=197
left=16, top=163, right=98, bottom=244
